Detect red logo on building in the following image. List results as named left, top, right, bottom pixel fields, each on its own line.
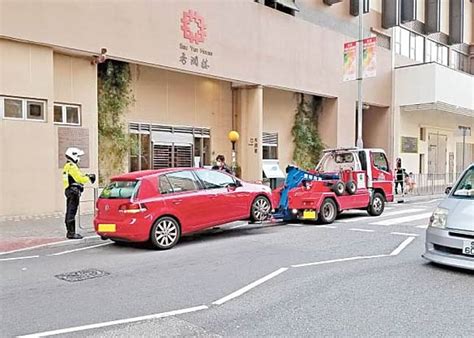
left=180, top=10, right=207, bottom=45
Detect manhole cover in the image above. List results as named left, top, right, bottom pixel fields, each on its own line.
left=55, top=269, right=110, bottom=282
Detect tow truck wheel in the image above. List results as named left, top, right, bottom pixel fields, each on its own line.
left=319, top=198, right=337, bottom=224
left=368, top=192, right=385, bottom=216
left=333, top=181, right=345, bottom=196
left=346, top=181, right=357, bottom=195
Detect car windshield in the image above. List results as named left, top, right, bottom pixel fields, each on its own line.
left=100, top=180, right=140, bottom=199
left=452, top=166, right=474, bottom=199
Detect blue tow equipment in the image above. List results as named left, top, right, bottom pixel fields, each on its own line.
left=273, top=166, right=339, bottom=221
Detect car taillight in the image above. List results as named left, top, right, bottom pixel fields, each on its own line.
left=119, top=203, right=147, bottom=214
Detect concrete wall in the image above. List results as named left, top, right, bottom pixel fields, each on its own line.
left=399, top=109, right=474, bottom=175
left=396, top=63, right=474, bottom=110
left=363, top=106, right=390, bottom=152
left=0, top=39, right=97, bottom=216
left=263, top=88, right=297, bottom=170
left=0, top=0, right=392, bottom=113
left=127, top=64, right=233, bottom=164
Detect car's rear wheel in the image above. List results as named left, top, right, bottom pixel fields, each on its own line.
left=368, top=192, right=385, bottom=216
left=319, top=198, right=337, bottom=224
left=250, top=196, right=271, bottom=223
left=150, top=216, right=181, bottom=250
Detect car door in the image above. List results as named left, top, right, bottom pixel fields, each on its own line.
left=194, top=169, right=244, bottom=222
left=158, top=170, right=210, bottom=232
left=371, top=151, right=394, bottom=200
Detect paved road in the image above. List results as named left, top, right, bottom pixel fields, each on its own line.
left=1, top=198, right=473, bottom=337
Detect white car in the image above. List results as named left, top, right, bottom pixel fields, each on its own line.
left=422, top=163, right=474, bottom=270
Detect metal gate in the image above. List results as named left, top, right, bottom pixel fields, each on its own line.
left=152, top=143, right=193, bottom=169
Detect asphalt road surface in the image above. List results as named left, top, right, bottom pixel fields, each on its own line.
left=1, top=198, right=473, bottom=337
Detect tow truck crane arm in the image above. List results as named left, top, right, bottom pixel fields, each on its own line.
left=273, top=166, right=339, bottom=221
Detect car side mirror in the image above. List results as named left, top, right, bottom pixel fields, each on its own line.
left=235, top=180, right=242, bottom=187
left=445, top=186, right=452, bottom=195
left=227, top=183, right=238, bottom=191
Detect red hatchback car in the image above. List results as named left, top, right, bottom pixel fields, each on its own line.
left=94, top=168, right=273, bottom=250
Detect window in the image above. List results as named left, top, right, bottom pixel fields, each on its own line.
left=4, top=98, right=23, bottom=118
left=394, top=27, right=424, bottom=62
left=195, top=170, right=234, bottom=189
left=100, top=180, right=140, bottom=199
left=158, top=175, right=174, bottom=195
left=264, top=0, right=299, bottom=16
left=53, top=103, right=80, bottom=125
left=130, top=133, right=151, bottom=172
left=263, top=146, right=278, bottom=160
left=450, top=50, right=468, bottom=72
left=373, top=152, right=389, bottom=172
left=452, top=166, right=474, bottom=199
left=1, top=96, right=46, bottom=121
left=166, top=171, right=199, bottom=192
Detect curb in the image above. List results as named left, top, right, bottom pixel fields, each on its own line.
left=0, top=233, right=100, bottom=256
left=394, top=194, right=444, bottom=204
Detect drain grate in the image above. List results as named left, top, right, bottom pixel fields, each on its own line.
left=55, top=268, right=110, bottom=282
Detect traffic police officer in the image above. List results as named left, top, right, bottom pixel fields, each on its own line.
left=63, top=147, right=96, bottom=239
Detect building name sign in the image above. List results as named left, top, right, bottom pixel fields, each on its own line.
left=178, top=9, right=214, bottom=71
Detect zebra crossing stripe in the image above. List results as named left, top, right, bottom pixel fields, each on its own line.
left=371, top=213, right=433, bottom=226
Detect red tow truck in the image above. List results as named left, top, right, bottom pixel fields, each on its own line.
left=272, top=148, right=394, bottom=224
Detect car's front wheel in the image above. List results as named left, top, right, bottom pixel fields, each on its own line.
left=250, top=196, right=271, bottom=223
left=150, top=216, right=181, bottom=250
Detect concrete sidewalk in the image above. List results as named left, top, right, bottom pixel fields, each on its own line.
left=393, top=193, right=445, bottom=204
left=0, top=213, right=95, bottom=254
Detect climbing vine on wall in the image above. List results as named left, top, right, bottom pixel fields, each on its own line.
left=98, top=60, right=135, bottom=184
left=292, top=94, right=325, bottom=170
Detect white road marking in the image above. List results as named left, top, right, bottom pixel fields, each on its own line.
left=337, top=209, right=426, bottom=223
left=411, top=198, right=442, bottom=205
left=230, top=224, right=248, bottom=229
left=291, top=254, right=388, bottom=268
left=0, top=235, right=100, bottom=256
left=212, top=268, right=288, bottom=305
left=19, top=305, right=209, bottom=337
left=288, top=224, right=304, bottom=227
left=48, top=243, right=112, bottom=256
left=416, top=224, right=429, bottom=229
left=349, top=228, right=375, bottom=233
left=390, top=236, right=416, bottom=256
left=0, top=255, right=39, bottom=262
left=318, top=225, right=337, bottom=229
left=390, top=232, right=420, bottom=237
left=371, top=213, right=432, bottom=226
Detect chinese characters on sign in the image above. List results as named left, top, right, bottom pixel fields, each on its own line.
left=178, top=9, right=213, bottom=71
left=343, top=37, right=377, bottom=81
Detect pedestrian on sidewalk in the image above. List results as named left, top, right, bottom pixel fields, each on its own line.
left=394, top=158, right=406, bottom=195
left=62, top=147, right=96, bottom=239
left=212, top=154, right=233, bottom=175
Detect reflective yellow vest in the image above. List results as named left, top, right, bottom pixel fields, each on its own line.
left=62, top=162, right=90, bottom=189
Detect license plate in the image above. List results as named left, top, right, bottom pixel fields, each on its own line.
left=98, top=224, right=116, bottom=232
left=303, top=210, right=316, bottom=220
left=462, top=240, right=474, bottom=256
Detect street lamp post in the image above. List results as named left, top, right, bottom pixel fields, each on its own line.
left=356, top=0, right=364, bottom=149
left=228, top=130, right=240, bottom=174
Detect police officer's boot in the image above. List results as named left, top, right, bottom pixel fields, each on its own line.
left=66, top=220, right=83, bottom=240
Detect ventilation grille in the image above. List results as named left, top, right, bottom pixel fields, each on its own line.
left=263, top=132, right=278, bottom=146
left=129, top=122, right=210, bottom=136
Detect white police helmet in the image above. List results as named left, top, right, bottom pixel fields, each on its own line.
left=65, top=147, right=84, bottom=163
